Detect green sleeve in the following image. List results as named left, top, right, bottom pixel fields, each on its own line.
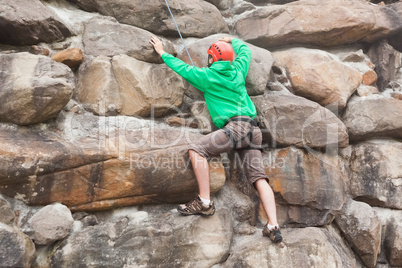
left=161, top=53, right=207, bottom=92
left=231, top=38, right=251, bottom=78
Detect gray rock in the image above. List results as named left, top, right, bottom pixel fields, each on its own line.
left=368, top=40, right=402, bottom=91
left=27, top=203, right=74, bottom=245
left=47, top=206, right=232, bottom=268
left=0, top=223, right=35, bottom=268
left=0, top=195, right=14, bottom=225
left=0, top=0, right=71, bottom=45
left=67, top=0, right=228, bottom=38
left=374, top=207, right=402, bottom=267
left=342, top=95, right=402, bottom=141
left=112, top=54, right=185, bottom=117
left=273, top=48, right=362, bottom=110
left=335, top=199, right=382, bottom=268
left=350, top=139, right=402, bottom=210
left=222, top=227, right=358, bottom=268
left=235, top=0, right=402, bottom=48
left=83, top=17, right=176, bottom=63
left=260, top=147, right=348, bottom=227
left=252, top=93, right=349, bottom=149
left=0, top=53, right=75, bottom=125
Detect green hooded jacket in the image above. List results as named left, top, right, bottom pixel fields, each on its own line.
left=161, top=38, right=256, bottom=129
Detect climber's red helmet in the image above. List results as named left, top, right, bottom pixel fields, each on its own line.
left=207, top=41, right=234, bottom=67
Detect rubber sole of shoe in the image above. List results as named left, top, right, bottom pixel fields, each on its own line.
left=177, top=206, right=215, bottom=216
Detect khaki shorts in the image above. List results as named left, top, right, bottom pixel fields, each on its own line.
left=189, top=117, right=269, bottom=185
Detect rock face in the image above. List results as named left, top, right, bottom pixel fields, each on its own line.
left=0, top=0, right=402, bottom=267
left=0, top=0, right=72, bottom=45
left=0, top=223, right=35, bottom=268
left=343, top=95, right=402, bottom=141
left=48, top=207, right=232, bottom=268
left=82, top=17, right=176, bottom=63
left=27, top=203, right=74, bottom=245
left=223, top=226, right=358, bottom=268
left=0, top=118, right=226, bottom=211
left=76, top=54, right=186, bottom=116
left=350, top=140, right=402, bottom=210
left=252, top=93, right=349, bottom=149
left=235, top=0, right=402, bottom=49
left=0, top=53, right=75, bottom=125
left=273, top=48, right=362, bottom=110
left=263, top=147, right=347, bottom=227
left=335, top=199, right=382, bottom=268
left=67, top=0, right=228, bottom=37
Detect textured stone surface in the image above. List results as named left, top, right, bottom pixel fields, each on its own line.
left=67, top=0, right=228, bottom=38
left=335, top=199, right=382, bottom=267
left=261, top=147, right=347, bottom=227
left=0, top=0, right=71, bottom=45
left=273, top=48, right=362, bottom=110
left=0, top=223, right=35, bottom=268
left=222, top=226, right=358, bottom=268
left=82, top=17, right=176, bottom=63
left=27, top=203, right=74, bottom=245
left=0, top=124, right=225, bottom=211
left=0, top=195, right=14, bottom=225
left=350, top=140, right=402, bottom=209
left=52, top=48, right=84, bottom=70
left=0, top=53, right=75, bottom=125
left=342, top=95, right=402, bottom=141
left=252, top=93, right=349, bottom=149
left=46, top=206, right=232, bottom=268
left=235, top=0, right=402, bottom=48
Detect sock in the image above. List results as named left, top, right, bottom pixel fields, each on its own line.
left=199, top=196, right=211, bottom=206
left=268, top=224, right=279, bottom=230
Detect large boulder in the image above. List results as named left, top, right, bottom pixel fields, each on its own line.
left=273, top=48, right=362, bottom=110
left=0, top=53, right=75, bottom=125
left=235, top=0, right=402, bottom=49
left=67, top=0, right=228, bottom=38
left=261, top=147, right=348, bottom=227
left=0, top=0, right=71, bottom=45
left=374, top=207, right=402, bottom=267
left=335, top=199, right=382, bottom=268
left=342, top=95, right=402, bottom=142
left=26, top=203, right=74, bottom=245
left=0, top=223, right=35, bottom=268
left=388, top=2, right=402, bottom=53
left=82, top=17, right=176, bottom=63
left=0, top=114, right=226, bottom=211
left=350, top=139, right=402, bottom=210
left=46, top=206, right=232, bottom=268
left=252, top=93, right=349, bottom=149
left=76, top=54, right=186, bottom=117
left=223, top=226, right=359, bottom=267
left=368, top=40, right=402, bottom=91
left=0, top=195, right=14, bottom=225
left=245, top=0, right=297, bottom=5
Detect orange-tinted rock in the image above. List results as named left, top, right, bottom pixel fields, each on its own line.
left=52, top=48, right=84, bottom=70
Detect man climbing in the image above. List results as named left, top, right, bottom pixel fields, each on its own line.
left=150, top=36, right=282, bottom=243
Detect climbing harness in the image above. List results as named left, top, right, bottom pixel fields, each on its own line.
left=164, top=0, right=195, bottom=66
left=222, top=117, right=263, bottom=152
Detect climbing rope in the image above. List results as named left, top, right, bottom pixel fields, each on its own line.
left=164, top=0, right=195, bottom=66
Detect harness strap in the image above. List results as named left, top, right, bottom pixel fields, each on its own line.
left=222, top=117, right=263, bottom=152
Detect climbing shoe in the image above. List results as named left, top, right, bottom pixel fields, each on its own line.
left=177, top=196, right=215, bottom=216
left=262, top=225, right=283, bottom=243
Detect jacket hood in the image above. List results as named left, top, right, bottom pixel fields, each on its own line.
left=210, top=61, right=235, bottom=80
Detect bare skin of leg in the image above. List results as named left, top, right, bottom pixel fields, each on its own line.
left=254, top=178, right=279, bottom=226
left=189, top=149, right=210, bottom=200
